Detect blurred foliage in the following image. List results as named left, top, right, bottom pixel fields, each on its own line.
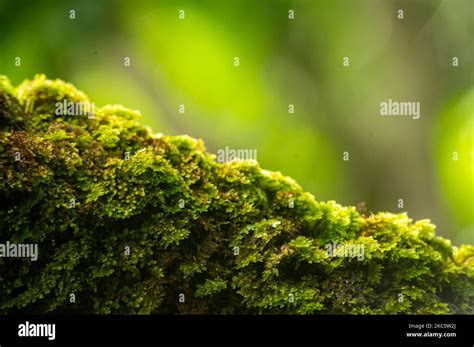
left=0, top=0, right=472, bottom=243
left=435, top=89, right=474, bottom=244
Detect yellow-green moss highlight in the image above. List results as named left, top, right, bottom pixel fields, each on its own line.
left=0, top=75, right=473, bottom=314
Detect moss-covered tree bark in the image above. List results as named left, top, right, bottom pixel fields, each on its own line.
left=0, top=75, right=472, bottom=314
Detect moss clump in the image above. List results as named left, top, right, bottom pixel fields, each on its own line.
left=0, top=75, right=473, bottom=314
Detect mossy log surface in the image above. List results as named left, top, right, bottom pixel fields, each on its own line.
left=0, top=75, right=473, bottom=314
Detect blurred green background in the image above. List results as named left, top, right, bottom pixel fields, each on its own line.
left=0, top=0, right=472, bottom=244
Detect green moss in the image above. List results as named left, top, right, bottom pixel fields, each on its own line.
left=0, top=74, right=473, bottom=314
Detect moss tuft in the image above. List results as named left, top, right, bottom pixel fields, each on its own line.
left=0, top=75, right=472, bottom=314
